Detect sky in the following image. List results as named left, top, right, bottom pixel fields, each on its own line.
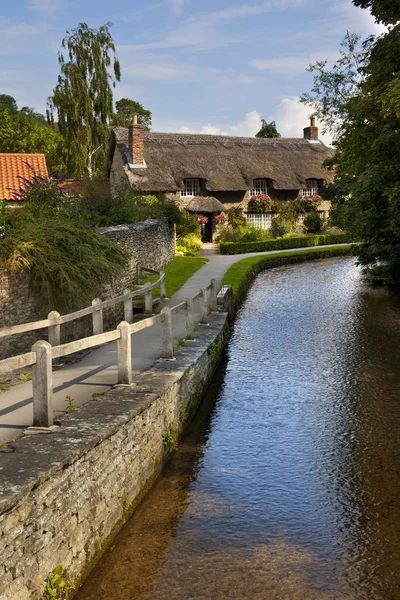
left=0, top=0, right=386, bottom=144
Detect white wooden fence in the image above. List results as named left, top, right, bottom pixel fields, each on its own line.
left=0, top=272, right=219, bottom=430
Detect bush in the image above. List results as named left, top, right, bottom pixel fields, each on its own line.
left=176, top=233, right=202, bottom=256
left=270, top=216, right=293, bottom=238
left=227, top=206, right=246, bottom=229
left=0, top=213, right=127, bottom=312
left=219, top=233, right=349, bottom=255
left=304, top=211, right=322, bottom=234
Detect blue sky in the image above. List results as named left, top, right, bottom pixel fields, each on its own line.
left=0, top=0, right=385, bottom=143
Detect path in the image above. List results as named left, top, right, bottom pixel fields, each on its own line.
left=0, top=243, right=349, bottom=445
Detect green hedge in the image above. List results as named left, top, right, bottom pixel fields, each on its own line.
left=219, top=233, right=348, bottom=255
left=222, top=246, right=353, bottom=312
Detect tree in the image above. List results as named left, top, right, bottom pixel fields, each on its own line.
left=0, top=94, right=18, bottom=113
left=113, top=98, right=152, bottom=130
left=325, top=25, right=400, bottom=283
left=353, top=0, right=400, bottom=25
left=0, top=106, right=65, bottom=174
left=255, top=119, right=281, bottom=138
left=300, top=32, right=365, bottom=136
left=48, top=22, right=121, bottom=179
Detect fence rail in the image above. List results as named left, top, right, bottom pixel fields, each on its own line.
left=0, top=277, right=220, bottom=431
left=0, top=265, right=167, bottom=344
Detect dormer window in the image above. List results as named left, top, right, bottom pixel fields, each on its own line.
left=302, top=179, right=318, bottom=197
left=181, top=179, right=200, bottom=197
left=250, top=179, right=268, bottom=197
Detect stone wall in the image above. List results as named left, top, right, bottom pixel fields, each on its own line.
left=0, top=219, right=175, bottom=360
left=0, top=313, right=228, bottom=600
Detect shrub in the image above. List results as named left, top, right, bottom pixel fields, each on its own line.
left=227, top=206, right=246, bottom=230
left=219, top=232, right=349, bottom=255
left=270, top=216, right=293, bottom=238
left=0, top=213, right=127, bottom=312
left=248, top=194, right=273, bottom=213
left=304, top=211, right=322, bottom=233
left=176, top=233, right=202, bottom=256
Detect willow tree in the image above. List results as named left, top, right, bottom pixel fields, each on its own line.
left=48, top=22, right=121, bottom=179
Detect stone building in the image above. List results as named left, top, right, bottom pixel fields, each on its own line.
left=106, top=117, right=334, bottom=240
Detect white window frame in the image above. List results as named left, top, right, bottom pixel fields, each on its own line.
left=180, top=179, right=200, bottom=197
left=302, top=179, right=318, bottom=197
left=298, top=213, right=306, bottom=225
left=250, top=179, right=268, bottom=197
left=246, top=213, right=272, bottom=230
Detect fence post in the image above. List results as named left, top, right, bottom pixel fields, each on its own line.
left=185, top=297, right=195, bottom=340
left=32, top=340, right=53, bottom=427
left=210, top=279, right=218, bottom=312
left=136, top=263, right=142, bottom=284
left=92, top=298, right=103, bottom=335
left=117, top=321, right=132, bottom=385
left=161, top=307, right=174, bottom=359
left=124, top=289, right=133, bottom=324
left=200, top=287, right=209, bottom=324
left=48, top=311, right=61, bottom=347
left=144, top=282, right=153, bottom=315
left=160, top=272, right=167, bottom=299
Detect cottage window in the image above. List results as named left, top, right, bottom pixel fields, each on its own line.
left=302, top=179, right=318, bottom=197
left=181, top=179, right=200, bottom=197
left=250, top=179, right=268, bottom=197
left=246, top=213, right=272, bottom=230
left=298, top=213, right=305, bottom=225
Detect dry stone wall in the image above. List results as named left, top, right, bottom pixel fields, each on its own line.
left=0, top=313, right=227, bottom=600
left=0, top=219, right=175, bottom=360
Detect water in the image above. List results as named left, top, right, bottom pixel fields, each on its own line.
left=77, top=257, right=400, bottom=600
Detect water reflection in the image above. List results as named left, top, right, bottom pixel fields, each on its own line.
left=77, top=258, right=400, bottom=600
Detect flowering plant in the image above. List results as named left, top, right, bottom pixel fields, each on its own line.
left=213, top=212, right=226, bottom=224
left=300, top=195, right=322, bottom=212
left=248, top=194, right=273, bottom=213
left=197, top=215, right=208, bottom=225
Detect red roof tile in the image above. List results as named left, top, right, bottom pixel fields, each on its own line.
left=0, top=153, right=48, bottom=201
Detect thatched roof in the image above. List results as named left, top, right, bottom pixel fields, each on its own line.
left=186, top=196, right=225, bottom=213
left=107, top=128, right=334, bottom=192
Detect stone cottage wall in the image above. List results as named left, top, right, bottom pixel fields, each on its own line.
left=0, top=219, right=175, bottom=360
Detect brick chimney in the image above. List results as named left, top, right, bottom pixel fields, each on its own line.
left=303, top=116, right=319, bottom=141
left=128, top=115, right=146, bottom=167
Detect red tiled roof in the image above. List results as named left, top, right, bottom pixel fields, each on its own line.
left=0, top=153, right=48, bottom=200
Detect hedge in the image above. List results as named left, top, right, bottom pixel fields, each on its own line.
left=219, top=233, right=348, bottom=255
left=222, top=245, right=353, bottom=312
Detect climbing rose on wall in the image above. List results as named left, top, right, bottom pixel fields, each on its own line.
left=248, top=194, right=272, bottom=213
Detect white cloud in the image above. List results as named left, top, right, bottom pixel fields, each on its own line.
left=28, top=0, right=65, bottom=16
left=166, top=0, right=185, bottom=14
left=272, top=97, right=333, bottom=145
left=178, top=111, right=262, bottom=137
left=251, top=51, right=339, bottom=75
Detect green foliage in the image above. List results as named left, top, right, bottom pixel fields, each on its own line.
left=0, top=213, right=127, bottom=312
left=219, top=233, right=348, bottom=255
left=353, top=0, right=400, bottom=25
left=255, top=119, right=281, bottom=138
left=43, top=566, right=68, bottom=600
left=222, top=246, right=352, bottom=308
left=270, top=216, right=293, bottom=238
left=18, top=373, right=32, bottom=382
left=226, top=206, right=246, bottom=230
left=300, top=31, right=365, bottom=136
left=248, top=194, right=273, bottom=213
left=175, top=209, right=200, bottom=237
left=163, top=427, right=178, bottom=452
left=48, top=22, right=121, bottom=179
left=65, top=396, right=77, bottom=413
left=218, top=225, right=272, bottom=244
left=176, top=233, right=202, bottom=256
left=0, top=106, right=65, bottom=174
left=324, top=24, right=400, bottom=283
left=113, top=98, right=152, bottom=130
left=303, top=211, right=322, bottom=233
left=0, top=94, right=18, bottom=113
left=121, top=495, right=133, bottom=511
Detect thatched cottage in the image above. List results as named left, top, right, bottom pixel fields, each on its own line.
left=106, top=117, right=333, bottom=240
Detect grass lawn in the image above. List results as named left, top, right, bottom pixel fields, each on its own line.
left=141, top=256, right=208, bottom=299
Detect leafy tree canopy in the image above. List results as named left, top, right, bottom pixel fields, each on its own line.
left=0, top=105, right=65, bottom=174
left=48, top=22, right=121, bottom=179
left=300, top=32, right=365, bottom=136
left=0, top=94, right=18, bottom=113
left=113, top=98, right=152, bottom=130
left=255, top=119, right=281, bottom=138
left=353, top=0, right=400, bottom=25
left=325, top=24, right=400, bottom=283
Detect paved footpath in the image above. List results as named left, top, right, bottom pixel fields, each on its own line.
left=0, top=244, right=348, bottom=444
